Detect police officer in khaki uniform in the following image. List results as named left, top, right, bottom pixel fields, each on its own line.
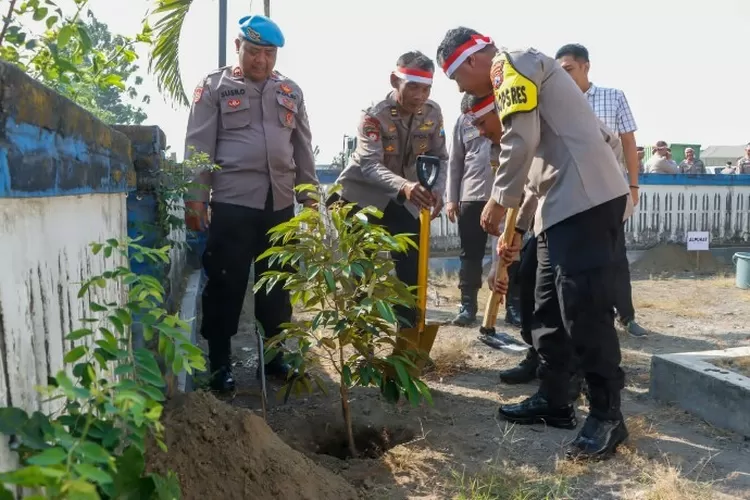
left=333, top=51, right=448, bottom=328
left=437, top=27, right=632, bottom=461
left=184, top=15, right=318, bottom=393
left=447, top=95, right=521, bottom=327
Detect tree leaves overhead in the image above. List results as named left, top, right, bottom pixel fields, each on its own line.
left=148, top=0, right=193, bottom=108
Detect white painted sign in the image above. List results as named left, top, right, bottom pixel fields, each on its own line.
left=687, top=231, right=710, bottom=251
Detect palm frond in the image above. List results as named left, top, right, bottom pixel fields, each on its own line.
left=148, top=0, right=193, bottom=108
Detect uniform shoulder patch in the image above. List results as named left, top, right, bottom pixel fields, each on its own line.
left=193, top=85, right=204, bottom=103
left=362, top=115, right=381, bottom=142
left=492, top=52, right=538, bottom=122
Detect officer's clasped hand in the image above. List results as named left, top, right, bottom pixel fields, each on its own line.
left=498, top=233, right=522, bottom=267
left=403, top=181, right=436, bottom=210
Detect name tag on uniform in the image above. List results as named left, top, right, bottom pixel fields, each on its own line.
left=463, top=126, right=480, bottom=142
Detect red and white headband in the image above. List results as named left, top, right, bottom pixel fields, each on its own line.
left=442, top=34, right=494, bottom=77
left=470, top=95, right=495, bottom=119
left=393, top=66, right=434, bottom=85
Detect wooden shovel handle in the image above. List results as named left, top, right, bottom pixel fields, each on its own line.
left=481, top=207, right=519, bottom=330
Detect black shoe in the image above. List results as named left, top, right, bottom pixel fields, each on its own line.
left=565, top=415, right=628, bottom=461
left=499, top=348, right=538, bottom=384
left=504, top=305, right=522, bottom=327
left=256, top=357, right=299, bottom=381
left=209, top=365, right=236, bottom=393
left=452, top=291, right=478, bottom=327
left=497, top=392, right=577, bottom=429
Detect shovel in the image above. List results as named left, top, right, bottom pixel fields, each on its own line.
left=479, top=207, right=519, bottom=337
left=395, top=155, right=442, bottom=375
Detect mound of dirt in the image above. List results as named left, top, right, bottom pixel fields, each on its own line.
left=146, top=391, right=359, bottom=500
left=631, top=243, right=725, bottom=275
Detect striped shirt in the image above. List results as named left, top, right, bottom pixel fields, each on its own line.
left=585, top=84, right=638, bottom=135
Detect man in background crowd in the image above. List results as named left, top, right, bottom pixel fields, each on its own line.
left=724, top=144, right=750, bottom=174
left=637, top=146, right=645, bottom=173
left=556, top=43, right=647, bottom=338
left=645, top=141, right=679, bottom=174
left=679, top=148, right=705, bottom=174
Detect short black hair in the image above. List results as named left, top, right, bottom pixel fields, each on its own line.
left=396, top=51, right=435, bottom=72
left=460, top=93, right=471, bottom=114
left=436, top=27, right=491, bottom=68
left=555, top=43, right=589, bottom=62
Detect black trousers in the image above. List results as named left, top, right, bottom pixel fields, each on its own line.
left=517, top=234, right=538, bottom=345
left=200, top=197, right=295, bottom=368
left=329, top=196, right=420, bottom=327
left=532, top=196, right=627, bottom=419
left=613, top=224, right=635, bottom=323
left=457, top=201, right=489, bottom=292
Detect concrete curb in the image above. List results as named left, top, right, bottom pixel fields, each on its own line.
left=177, top=269, right=203, bottom=393
left=650, top=346, right=750, bottom=437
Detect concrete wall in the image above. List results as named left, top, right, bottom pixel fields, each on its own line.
left=0, top=61, right=134, bottom=472
left=0, top=61, right=186, bottom=473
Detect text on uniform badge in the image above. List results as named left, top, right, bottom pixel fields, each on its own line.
left=220, top=88, right=246, bottom=98
left=492, top=53, right=538, bottom=121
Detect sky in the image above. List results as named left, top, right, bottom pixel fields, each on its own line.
left=88, top=0, right=750, bottom=163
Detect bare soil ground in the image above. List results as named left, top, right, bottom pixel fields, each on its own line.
left=196, top=260, right=750, bottom=499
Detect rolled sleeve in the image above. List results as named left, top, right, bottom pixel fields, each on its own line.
left=184, top=78, right=219, bottom=203
left=492, top=110, right=541, bottom=208
left=356, top=112, right=408, bottom=197
left=615, top=90, right=638, bottom=135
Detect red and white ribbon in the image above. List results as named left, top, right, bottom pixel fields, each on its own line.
left=442, top=34, right=494, bottom=77
left=393, top=66, right=434, bottom=85
left=470, top=95, right=495, bottom=119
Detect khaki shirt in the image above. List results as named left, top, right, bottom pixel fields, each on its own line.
left=337, top=92, right=449, bottom=218
left=185, top=66, right=318, bottom=210
left=515, top=121, right=624, bottom=233
left=679, top=159, right=706, bottom=174
left=489, top=48, right=631, bottom=235
left=645, top=155, right=679, bottom=174
left=447, top=113, right=493, bottom=203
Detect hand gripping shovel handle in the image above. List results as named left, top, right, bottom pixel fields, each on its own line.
left=481, top=207, right=519, bottom=331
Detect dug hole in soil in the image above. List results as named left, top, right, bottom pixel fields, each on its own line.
left=146, top=391, right=359, bottom=500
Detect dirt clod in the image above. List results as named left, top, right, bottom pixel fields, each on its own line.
left=147, top=391, right=358, bottom=500
left=631, top=243, right=726, bottom=275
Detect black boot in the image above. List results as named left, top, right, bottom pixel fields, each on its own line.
left=504, top=300, right=522, bottom=327
left=208, top=337, right=236, bottom=393
left=565, top=416, right=628, bottom=460
left=256, top=352, right=297, bottom=381
left=499, top=347, right=539, bottom=384
left=497, top=391, right=577, bottom=429
left=452, top=290, right=478, bottom=327
left=209, top=365, right=236, bottom=393
left=567, top=385, right=627, bottom=460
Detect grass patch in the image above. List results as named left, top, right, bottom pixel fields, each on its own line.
left=452, top=461, right=574, bottom=499
left=638, top=462, right=715, bottom=500
left=713, top=356, right=750, bottom=378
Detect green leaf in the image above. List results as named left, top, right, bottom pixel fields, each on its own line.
left=63, top=345, right=87, bottom=364
left=57, top=25, right=75, bottom=49
left=0, top=407, right=29, bottom=435
left=76, top=441, right=112, bottom=464
left=0, top=466, right=46, bottom=486
left=27, top=447, right=66, bottom=466
left=66, top=328, right=93, bottom=341
left=74, top=463, right=113, bottom=485
left=375, top=300, right=396, bottom=323
left=32, top=7, right=48, bottom=20
left=45, top=16, right=58, bottom=29
left=323, top=270, right=335, bottom=292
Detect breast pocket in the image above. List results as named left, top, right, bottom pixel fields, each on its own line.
left=276, top=94, right=298, bottom=129
left=220, top=97, right=251, bottom=129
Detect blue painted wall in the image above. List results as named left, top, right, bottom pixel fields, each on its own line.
left=0, top=62, right=134, bottom=198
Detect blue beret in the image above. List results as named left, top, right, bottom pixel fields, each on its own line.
left=238, top=15, right=285, bottom=48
